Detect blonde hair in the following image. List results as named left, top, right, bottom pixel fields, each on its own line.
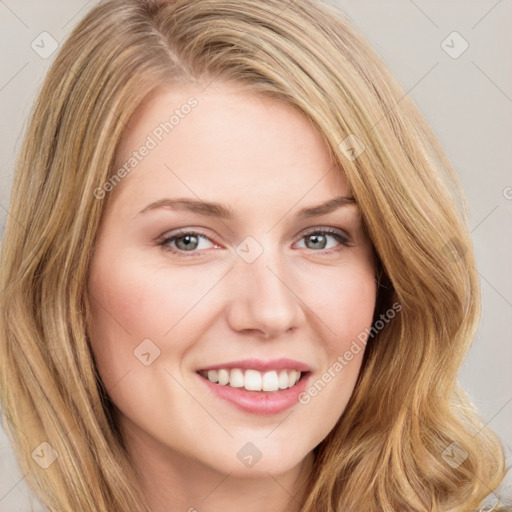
left=0, top=0, right=506, bottom=510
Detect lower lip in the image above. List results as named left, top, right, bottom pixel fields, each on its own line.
left=197, top=372, right=311, bottom=416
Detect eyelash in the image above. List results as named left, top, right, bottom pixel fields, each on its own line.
left=157, top=227, right=352, bottom=258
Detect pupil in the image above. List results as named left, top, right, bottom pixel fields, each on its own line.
left=177, top=235, right=198, bottom=251
left=308, top=234, right=326, bottom=250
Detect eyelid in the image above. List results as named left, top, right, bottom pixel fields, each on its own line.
left=298, top=226, right=352, bottom=245
left=156, top=226, right=217, bottom=243
left=156, top=229, right=219, bottom=252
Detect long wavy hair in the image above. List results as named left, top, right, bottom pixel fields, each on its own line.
left=0, top=0, right=506, bottom=510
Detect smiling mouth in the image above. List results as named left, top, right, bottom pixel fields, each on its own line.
left=197, top=368, right=307, bottom=392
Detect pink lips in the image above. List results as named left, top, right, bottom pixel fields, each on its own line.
left=198, top=358, right=312, bottom=373
left=197, top=358, right=312, bottom=416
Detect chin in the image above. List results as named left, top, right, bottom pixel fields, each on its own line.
left=205, top=438, right=312, bottom=477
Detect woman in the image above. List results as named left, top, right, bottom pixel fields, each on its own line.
left=0, top=0, right=508, bottom=510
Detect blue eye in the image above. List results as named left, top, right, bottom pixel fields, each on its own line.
left=158, top=228, right=351, bottom=257
left=158, top=230, right=215, bottom=257
left=296, top=228, right=351, bottom=253
left=161, top=232, right=213, bottom=252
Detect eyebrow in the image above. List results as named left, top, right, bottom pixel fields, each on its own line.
left=138, top=195, right=356, bottom=220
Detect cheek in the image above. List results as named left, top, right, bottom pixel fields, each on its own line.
left=86, top=250, right=225, bottom=382
left=86, top=251, right=221, bottom=430
left=89, top=259, right=202, bottom=336
left=299, top=262, right=376, bottom=400
left=302, top=255, right=377, bottom=351
left=327, top=267, right=376, bottom=346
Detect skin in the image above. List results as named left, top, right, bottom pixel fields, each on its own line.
left=87, top=82, right=377, bottom=512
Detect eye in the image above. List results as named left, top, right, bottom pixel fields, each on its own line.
left=157, top=227, right=352, bottom=257
left=295, top=228, right=351, bottom=254
left=158, top=230, right=218, bottom=257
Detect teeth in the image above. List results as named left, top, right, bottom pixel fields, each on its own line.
left=229, top=369, right=244, bottom=388
left=218, top=369, right=229, bottom=386
left=262, top=370, right=279, bottom=391
left=203, top=368, right=302, bottom=391
left=244, top=369, right=262, bottom=391
left=278, top=369, right=289, bottom=389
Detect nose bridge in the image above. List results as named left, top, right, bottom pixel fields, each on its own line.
left=226, top=236, right=303, bottom=336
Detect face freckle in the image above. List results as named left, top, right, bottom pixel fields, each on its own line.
left=87, top=81, right=377, bottom=487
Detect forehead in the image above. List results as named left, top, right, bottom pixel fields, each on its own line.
left=109, top=82, right=350, bottom=217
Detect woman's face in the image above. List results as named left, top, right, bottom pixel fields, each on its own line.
left=88, top=82, right=377, bottom=478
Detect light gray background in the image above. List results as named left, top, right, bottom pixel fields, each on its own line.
left=1, top=1, right=511, bottom=510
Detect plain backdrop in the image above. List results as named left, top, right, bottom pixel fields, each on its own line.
left=0, top=1, right=511, bottom=510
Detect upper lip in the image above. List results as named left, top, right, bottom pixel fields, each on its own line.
left=198, top=358, right=311, bottom=373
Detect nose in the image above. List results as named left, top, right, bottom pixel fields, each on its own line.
left=225, top=245, right=305, bottom=339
